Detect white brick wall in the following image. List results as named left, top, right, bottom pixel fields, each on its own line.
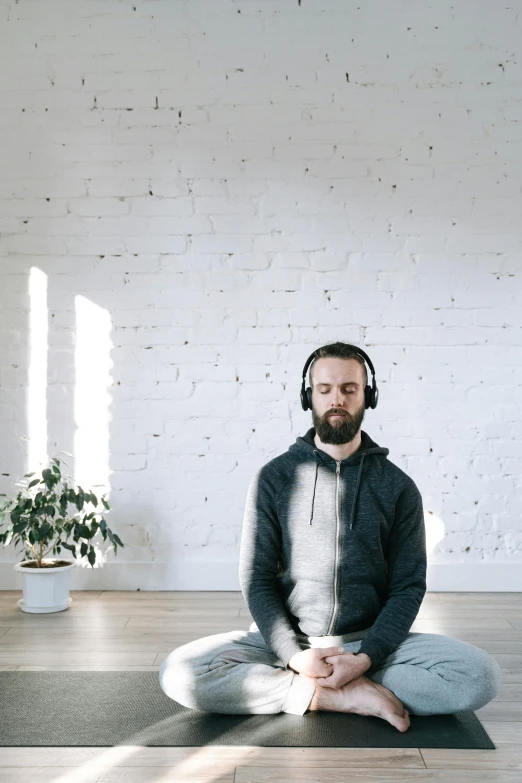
left=1, top=0, right=521, bottom=589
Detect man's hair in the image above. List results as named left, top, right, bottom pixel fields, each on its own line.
left=308, top=342, right=368, bottom=390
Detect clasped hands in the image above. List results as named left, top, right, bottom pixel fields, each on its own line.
left=288, top=645, right=371, bottom=689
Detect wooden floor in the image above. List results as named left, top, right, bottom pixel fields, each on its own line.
left=0, top=590, right=521, bottom=782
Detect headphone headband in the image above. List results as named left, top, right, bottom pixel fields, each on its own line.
left=300, top=344, right=379, bottom=411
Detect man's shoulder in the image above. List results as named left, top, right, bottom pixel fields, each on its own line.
left=249, top=450, right=299, bottom=497
left=377, top=453, right=422, bottom=501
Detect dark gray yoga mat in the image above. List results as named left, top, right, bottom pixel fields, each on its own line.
left=0, top=671, right=495, bottom=748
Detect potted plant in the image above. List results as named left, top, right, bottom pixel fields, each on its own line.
left=0, top=456, right=124, bottom=613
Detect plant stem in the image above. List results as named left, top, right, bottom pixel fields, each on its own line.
left=26, top=537, right=61, bottom=564
left=28, top=542, right=40, bottom=566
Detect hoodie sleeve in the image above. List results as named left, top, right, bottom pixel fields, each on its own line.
left=238, top=466, right=304, bottom=671
left=356, top=479, right=427, bottom=670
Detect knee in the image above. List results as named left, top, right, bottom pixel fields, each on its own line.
left=159, top=649, right=196, bottom=706
left=483, top=654, right=503, bottom=699
left=465, top=652, right=503, bottom=710
left=159, top=651, right=182, bottom=698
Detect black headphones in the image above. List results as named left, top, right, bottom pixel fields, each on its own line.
left=300, top=345, right=379, bottom=412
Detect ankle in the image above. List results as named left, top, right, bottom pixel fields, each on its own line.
left=305, top=681, right=321, bottom=711
left=300, top=676, right=336, bottom=712
left=308, top=682, right=321, bottom=711
left=298, top=675, right=320, bottom=711
left=306, top=674, right=368, bottom=712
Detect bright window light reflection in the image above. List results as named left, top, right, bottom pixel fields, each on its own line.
left=74, top=295, right=112, bottom=567
left=27, top=267, right=48, bottom=473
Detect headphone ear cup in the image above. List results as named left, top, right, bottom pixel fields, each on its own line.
left=371, top=386, right=379, bottom=409
left=364, top=385, right=372, bottom=409
left=300, top=387, right=308, bottom=411
left=306, top=386, right=313, bottom=411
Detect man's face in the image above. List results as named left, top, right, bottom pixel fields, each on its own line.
left=310, top=357, right=366, bottom=446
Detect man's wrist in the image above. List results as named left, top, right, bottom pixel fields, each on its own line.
left=355, top=652, right=372, bottom=670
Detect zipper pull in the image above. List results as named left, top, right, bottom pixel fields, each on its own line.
left=336, top=461, right=341, bottom=474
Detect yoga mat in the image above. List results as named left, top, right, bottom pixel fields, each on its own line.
left=0, top=671, right=495, bottom=748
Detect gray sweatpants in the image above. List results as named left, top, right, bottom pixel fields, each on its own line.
left=159, top=621, right=503, bottom=717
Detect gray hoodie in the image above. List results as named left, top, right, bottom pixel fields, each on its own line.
left=239, top=427, right=427, bottom=673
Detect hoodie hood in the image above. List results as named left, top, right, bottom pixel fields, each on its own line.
left=289, top=427, right=389, bottom=528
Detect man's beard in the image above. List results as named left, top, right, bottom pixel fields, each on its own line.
left=312, top=400, right=366, bottom=445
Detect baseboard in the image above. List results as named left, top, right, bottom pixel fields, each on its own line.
left=1, top=561, right=521, bottom=591
left=2, top=560, right=240, bottom=591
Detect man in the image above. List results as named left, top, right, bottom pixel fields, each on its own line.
left=159, top=342, right=502, bottom=729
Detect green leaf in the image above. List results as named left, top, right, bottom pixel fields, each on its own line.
left=87, top=547, right=96, bottom=567
left=81, top=523, right=92, bottom=539
left=111, top=532, right=124, bottom=548
left=42, top=469, right=54, bottom=489
left=28, top=479, right=40, bottom=489
left=80, top=541, right=88, bottom=558
left=40, top=522, right=52, bottom=540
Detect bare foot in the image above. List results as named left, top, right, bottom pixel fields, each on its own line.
left=303, top=674, right=410, bottom=732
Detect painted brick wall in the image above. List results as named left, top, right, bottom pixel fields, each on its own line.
left=1, top=0, right=521, bottom=588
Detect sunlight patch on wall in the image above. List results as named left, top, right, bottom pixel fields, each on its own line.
left=74, top=295, right=112, bottom=498
left=425, top=510, right=445, bottom=556
left=27, top=267, right=48, bottom=473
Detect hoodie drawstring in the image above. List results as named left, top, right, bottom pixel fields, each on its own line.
left=349, top=453, right=366, bottom=530
left=309, top=450, right=367, bottom=529
left=309, top=450, right=320, bottom=525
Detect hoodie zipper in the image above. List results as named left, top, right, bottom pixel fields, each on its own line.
left=327, top=460, right=341, bottom=635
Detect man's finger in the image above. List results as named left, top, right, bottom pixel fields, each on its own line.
left=317, top=678, right=338, bottom=689
left=321, top=647, right=344, bottom=658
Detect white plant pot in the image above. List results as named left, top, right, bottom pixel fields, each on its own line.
left=14, top=560, right=75, bottom=613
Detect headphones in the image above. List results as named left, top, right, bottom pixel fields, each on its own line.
left=300, top=344, right=379, bottom=412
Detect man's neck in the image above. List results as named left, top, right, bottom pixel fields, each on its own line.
left=313, top=430, right=362, bottom=462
